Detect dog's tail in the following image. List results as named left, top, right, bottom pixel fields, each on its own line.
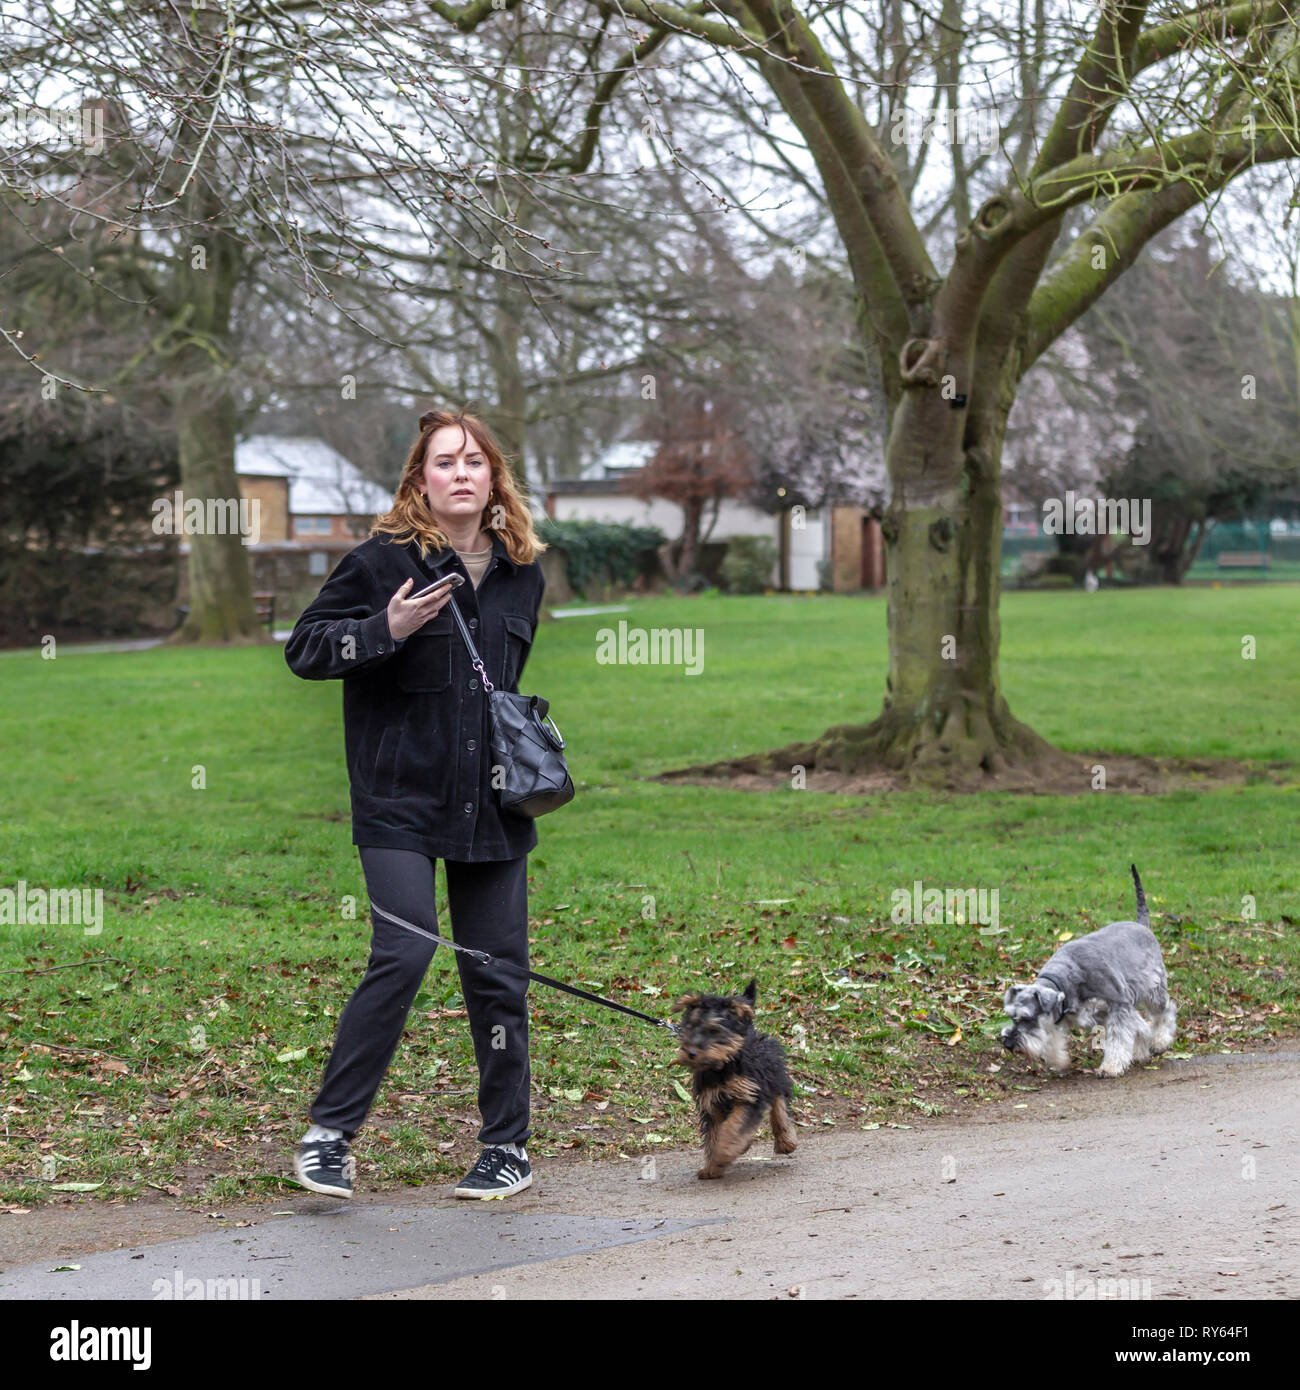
left=1130, top=862, right=1148, bottom=928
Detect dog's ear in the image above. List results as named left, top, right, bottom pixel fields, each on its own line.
left=742, top=979, right=757, bottom=1005
left=671, top=993, right=699, bottom=1015
left=1003, top=985, right=1022, bottom=1010
left=1040, top=986, right=1066, bottom=1022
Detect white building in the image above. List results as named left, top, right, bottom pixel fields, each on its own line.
left=547, top=440, right=839, bottom=590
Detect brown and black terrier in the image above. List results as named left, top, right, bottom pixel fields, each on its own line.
left=672, top=979, right=798, bottom=1179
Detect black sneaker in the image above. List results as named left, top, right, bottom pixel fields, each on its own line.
left=453, top=1146, right=532, bottom=1200
left=293, top=1137, right=355, bottom=1198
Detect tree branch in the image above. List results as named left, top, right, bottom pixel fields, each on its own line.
left=1023, top=128, right=1300, bottom=368
left=742, top=0, right=938, bottom=321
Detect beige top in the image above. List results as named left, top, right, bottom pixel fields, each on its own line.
left=455, top=536, right=493, bottom=590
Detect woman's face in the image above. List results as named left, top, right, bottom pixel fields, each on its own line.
left=420, top=423, right=492, bottom=530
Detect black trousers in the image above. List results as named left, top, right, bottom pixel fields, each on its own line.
left=308, top=847, right=531, bottom=1147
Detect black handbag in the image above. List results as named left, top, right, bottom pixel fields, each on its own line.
left=445, top=596, right=575, bottom=817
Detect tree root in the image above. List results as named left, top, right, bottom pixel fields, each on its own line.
left=660, top=700, right=1080, bottom=792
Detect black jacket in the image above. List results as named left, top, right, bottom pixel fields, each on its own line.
left=284, top=531, right=546, bottom=861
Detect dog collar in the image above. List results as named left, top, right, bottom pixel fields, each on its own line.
left=1036, top=970, right=1067, bottom=997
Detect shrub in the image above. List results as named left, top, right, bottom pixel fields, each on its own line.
left=720, top=535, right=778, bottom=594
left=536, top=517, right=664, bottom=594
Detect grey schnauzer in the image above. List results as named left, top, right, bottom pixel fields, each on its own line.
left=1000, top=865, right=1176, bottom=1077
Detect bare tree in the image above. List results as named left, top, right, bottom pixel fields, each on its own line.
left=1003, top=225, right=1300, bottom=585
left=10, top=2, right=1300, bottom=783
left=420, top=0, right=1300, bottom=781
left=1, top=2, right=649, bottom=639
left=1089, top=231, right=1300, bottom=581
left=624, top=377, right=754, bottom=582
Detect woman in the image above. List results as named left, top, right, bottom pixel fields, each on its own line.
left=284, top=407, right=547, bottom=1201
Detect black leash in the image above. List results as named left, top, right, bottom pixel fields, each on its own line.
left=370, top=900, right=679, bottom=1037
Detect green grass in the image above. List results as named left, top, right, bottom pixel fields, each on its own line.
left=1, top=585, right=1297, bottom=1205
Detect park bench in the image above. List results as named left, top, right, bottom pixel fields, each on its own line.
left=1216, top=551, right=1270, bottom=570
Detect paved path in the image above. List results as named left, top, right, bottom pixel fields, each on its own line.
left=2, top=1050, right=1296, bottom=1299
left=0, top=632, right=294, bottom=658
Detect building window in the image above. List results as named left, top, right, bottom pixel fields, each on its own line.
left=309, top=551, right=329, bottom=576
left=296, top=516, right=332, bottom=535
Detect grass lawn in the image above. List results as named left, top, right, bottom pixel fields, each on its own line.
left=1, top=584, right=1297, bottom=1206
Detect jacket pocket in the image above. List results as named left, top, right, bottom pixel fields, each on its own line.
left=390, top=706, right=451, bottom=807
left=501, top=613, right=535, bottom=690
left=397, top=617, right=453, bottom=692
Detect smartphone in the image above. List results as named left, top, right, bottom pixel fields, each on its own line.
left=409, top=572, right=465, bottom=601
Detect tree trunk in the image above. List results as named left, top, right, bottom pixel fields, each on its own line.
left=171, top=377, right=263, bottom=643
left=753, top=385, right=1065, bottom=784
left=676, top=495, right=703, bottom=584
left=165, top=135, right=261, bottom=644
left=1180, top=518, right=1208, bottom=580
left=1157, top=516, right=1205, bottom=584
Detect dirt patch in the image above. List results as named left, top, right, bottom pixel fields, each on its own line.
left=654, top=751, right=1294, bottom=796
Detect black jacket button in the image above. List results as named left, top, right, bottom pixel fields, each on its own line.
left=467, top=739, right=476, bottom=751
left=463, top=802, right=473, bottom=814
left=469, top=680, right=478, bottom=691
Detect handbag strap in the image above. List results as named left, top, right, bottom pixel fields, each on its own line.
left=443, top=592, right=496, bottom=692
left=443, top=592, right=558, bottom=739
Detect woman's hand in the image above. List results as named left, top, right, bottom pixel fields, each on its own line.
left=386, top=579, right=454, bottom=642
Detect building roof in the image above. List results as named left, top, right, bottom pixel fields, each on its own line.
left=235, top=435, right=394, bottom=517
left=579, top=438, right=655, bottom=481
